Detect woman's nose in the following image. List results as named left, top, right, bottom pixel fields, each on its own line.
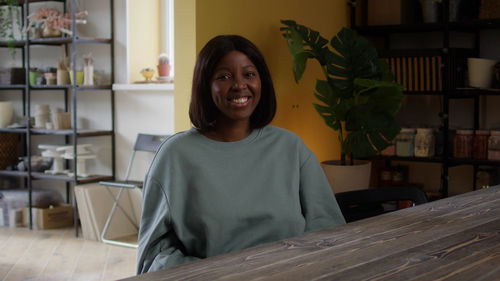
left=232, top=78, right=247, bottom=90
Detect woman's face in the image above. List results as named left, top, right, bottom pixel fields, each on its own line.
left=210, top=50, right=261, bottom=126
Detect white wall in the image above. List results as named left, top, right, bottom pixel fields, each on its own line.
left=1, top=0, right=175, bottom=201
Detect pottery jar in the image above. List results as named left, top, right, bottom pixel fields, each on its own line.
left=0, top=101, right=14, bottom=128
left=396, top=128, right=416, bottom=157
left=472, top=130, right=490, bottom=160
left=453, top=130, right=473, bottom=159
left=414, top=128, right=435, bottom=157
left=488, top=130, right=500, bottom=161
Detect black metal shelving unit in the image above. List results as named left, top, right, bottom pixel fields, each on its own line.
left=0, top=0, right=115, bottom=236
left=350, top=0, right=500, bottom=198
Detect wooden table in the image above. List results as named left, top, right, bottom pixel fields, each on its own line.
left=123, top=185, right=500, bottom=281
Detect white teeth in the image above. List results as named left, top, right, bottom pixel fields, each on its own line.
left=232, top=97, right=248, bottom=104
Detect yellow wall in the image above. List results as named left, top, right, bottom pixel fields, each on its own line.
left=136, top=0, right=349, bottom=161
left=128, top=0, right=161, bottom=83
left=174, top=0, right=197, bottom=132
left=193, top=0, right=349, bottom=161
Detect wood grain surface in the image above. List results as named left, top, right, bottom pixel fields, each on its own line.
left=123, top=185, right=500, bottom=281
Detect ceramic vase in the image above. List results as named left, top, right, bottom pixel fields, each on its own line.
left=468, top=58, right=498, bottom=88
left=0, top=101, right=14, bottom=128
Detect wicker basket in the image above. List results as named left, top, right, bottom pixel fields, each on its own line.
left=479, top=0, right=500, bottom=19
left=0, top=133, right=18, bottom=170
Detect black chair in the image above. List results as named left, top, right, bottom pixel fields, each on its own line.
left=99, top=133, right=168, bottom=247
left=335, top=186, right=428, bottom=223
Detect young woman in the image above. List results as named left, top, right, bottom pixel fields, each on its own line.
left=137, top=35, right=345, bottom=274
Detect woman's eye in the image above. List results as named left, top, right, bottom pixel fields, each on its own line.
left=246, top=72, right=257, bottom=78
left=216, top=73, right=231, bottom=80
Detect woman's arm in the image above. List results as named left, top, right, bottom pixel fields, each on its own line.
left=136, top=176, right=199, bottom=274
left=299, top=151, right=346, bottom=232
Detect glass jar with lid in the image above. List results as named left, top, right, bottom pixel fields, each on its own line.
left=414, top=128, right=435, bottom=157
left=472, top=130, right=489, bottom=160
left=488, top=130, right=500, bottom=161
left=453, top=129, right=473, bottom=159
left=396, top=128, right=416, bottom=157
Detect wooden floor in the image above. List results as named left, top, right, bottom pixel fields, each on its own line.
left=0, top=227, right=137, bottom=281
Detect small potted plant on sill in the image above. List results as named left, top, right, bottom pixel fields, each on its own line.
left=281, top=20, right=404, bottom=193
left=157, top=53, right=171, bottom=80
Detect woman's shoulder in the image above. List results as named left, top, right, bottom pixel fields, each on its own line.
left=262, top=125, right=304, bottom=143
left=157, top=128, right=198, bottom=150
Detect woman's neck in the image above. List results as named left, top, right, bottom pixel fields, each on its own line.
left=204, top=119, right=252, bottom=142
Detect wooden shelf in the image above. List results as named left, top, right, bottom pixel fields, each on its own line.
left=0, top=40, right=25, bottom=48
left=371, top=155, right=500, bottom=167
left=0, top=84, right=26, bottom=90
left=449, top=88, right=500, bottom=98
left=31, top=172, right=113, bottom=184
left=448, top=158, right=500, bottom=167
left=371, top=155, right=444, bottom=163
left=0, top=128, right=27, bottom=133
left=29, top=37, right=112, bottom=45
left=355, top=18, right=500, bottom=35
left=1, top=37, right=112, bottom=47
left=30, top=84, right=112, bottom=90
left=30, top=129, right=113, bottom=137
left=0, top=170, right=28, bottom=178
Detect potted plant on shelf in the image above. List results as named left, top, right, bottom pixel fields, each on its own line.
left=280, top=20, right=404, bottom=193
left=23, top=7, right=88, bottom=38
left=0, top=0, right=22, bottom=58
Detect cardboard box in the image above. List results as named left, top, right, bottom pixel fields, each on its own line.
left=23, top=204, right=74, bottom=230
left=367, top=0, right=417, bottom=26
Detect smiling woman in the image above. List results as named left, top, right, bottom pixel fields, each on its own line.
left=209, top=50, right=262, bottom=132
left=136, top=34, right=346, bottom=274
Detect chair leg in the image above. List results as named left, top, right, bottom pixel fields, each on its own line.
left=101, top=188, right=138, bottom=248
left=104, top=187, right=139, bottom=228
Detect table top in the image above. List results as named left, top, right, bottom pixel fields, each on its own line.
left=123, top=185, right=500, bottom=281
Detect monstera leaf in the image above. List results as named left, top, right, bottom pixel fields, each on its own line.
left=281, top=20, right=404, bottom=164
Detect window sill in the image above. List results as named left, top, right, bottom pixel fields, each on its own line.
left=112, top=83, right=174, bottom=92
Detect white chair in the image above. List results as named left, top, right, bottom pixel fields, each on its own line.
left=99, top=134, right=168, bottom=248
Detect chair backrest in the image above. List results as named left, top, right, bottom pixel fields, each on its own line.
left=123, top=134, right=169, bottom=181
left=335, top=186, right=428, bottom=223
left=134, top=134, right=169, bottom=152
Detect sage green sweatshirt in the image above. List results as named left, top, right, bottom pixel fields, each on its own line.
left=137, top=126, right=345, bottom=274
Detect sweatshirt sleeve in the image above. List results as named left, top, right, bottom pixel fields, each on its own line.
left=299, top=150, right=346, bottom=232
left=136, top=176, right=199, bottom=274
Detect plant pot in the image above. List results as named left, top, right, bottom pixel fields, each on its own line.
left=42, top=25, right=62, bottom=38
left=321, top=160, right=372, bottom=194
left=157, top=64, right=171, bottom=77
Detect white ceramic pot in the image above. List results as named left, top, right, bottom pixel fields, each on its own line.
left=468, top=58, right=498, bottom=88
left=0, top=101, right=14, bottom=128
left=321, top=160, right=372, bottom=194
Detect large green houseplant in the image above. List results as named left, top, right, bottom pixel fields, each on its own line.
left=280, top=20, right=404, bottom=166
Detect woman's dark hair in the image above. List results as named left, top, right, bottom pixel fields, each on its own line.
left=189, top=35, right=276, bottom=131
